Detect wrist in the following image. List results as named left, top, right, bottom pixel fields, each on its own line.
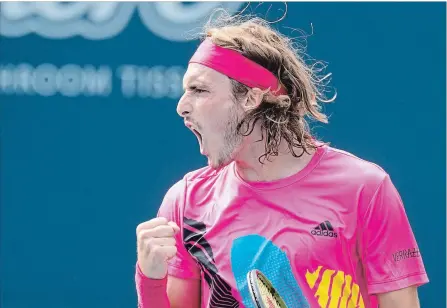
left=136, top=263, right=168, bottom=287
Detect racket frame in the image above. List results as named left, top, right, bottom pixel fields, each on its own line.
left=246, top=269, right=288, bottom=308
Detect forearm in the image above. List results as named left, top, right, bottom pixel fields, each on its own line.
left=135, top=265, right=170, bottom=308
left=377, top=287, right=420, bottom=308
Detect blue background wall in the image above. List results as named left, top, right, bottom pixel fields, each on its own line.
left=1, top=2, right=445, bottom=307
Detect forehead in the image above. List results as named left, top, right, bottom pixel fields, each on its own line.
left=183, top=63, right=230, bottom=87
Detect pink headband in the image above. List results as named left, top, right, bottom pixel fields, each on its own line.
left=189, top=39, right=287, bottom=96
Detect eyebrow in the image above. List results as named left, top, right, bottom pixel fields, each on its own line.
left=183, top=77, right=209, bottom=91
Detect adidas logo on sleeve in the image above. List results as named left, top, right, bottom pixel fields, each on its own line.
left=311, top=220, right=338, bottom=238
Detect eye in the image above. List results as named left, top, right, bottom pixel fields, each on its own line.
left=190, top=86, right=207, bottom=94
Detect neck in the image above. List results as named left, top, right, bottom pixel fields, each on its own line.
left=234, top=127, right=316, bottom=182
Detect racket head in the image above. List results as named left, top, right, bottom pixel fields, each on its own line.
left=247, top=269, right=288, bottom=308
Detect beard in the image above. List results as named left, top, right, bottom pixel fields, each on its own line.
left=209, top=105, right=243, bottom=169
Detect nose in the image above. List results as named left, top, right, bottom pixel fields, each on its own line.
left=176, top=93, right=193, bottom=118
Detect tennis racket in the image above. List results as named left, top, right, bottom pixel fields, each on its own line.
left=247, top=269, right=288, bottom=308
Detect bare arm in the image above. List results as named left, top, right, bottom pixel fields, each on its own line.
left=167, top=276, right=201, bottom=308
left=376, top=286, right=420, bottom=308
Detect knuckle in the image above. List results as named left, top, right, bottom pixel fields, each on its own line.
left=158, top=217, right=168, bottom=224
left=145, top=237, right=156, bottom=248
left=136, top=221, right=150, bottom=235
left=142, top=229, right=154, bottom=239
left=151, top=245, right=162, bottom=255
left=136, top=223, right=143, bottom=236
left=136, top=229, right=147, bottom=241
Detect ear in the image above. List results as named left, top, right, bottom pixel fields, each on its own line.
left=242, top=88, right=264, bottom=111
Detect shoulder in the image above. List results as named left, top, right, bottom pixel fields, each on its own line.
left=315, top=145, right=396, bottom=209
left=323, top=145, right=389, bottom=187
left=158, top=164, right=229, bottom=219
left=163, top=164, right=228, bottom=202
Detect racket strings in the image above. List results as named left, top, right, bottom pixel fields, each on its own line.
left=257, top=275, right=283, bottom=308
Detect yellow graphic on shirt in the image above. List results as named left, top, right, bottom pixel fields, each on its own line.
left=305, top=266, right=365, bottom=308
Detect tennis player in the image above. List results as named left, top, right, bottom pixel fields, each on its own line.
left=135, top=15, right=428, bottom=308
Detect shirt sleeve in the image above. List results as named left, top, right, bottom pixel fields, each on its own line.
left=359, top=175, right=429, bottom=295
left=157, top=178, right=201, bottom=280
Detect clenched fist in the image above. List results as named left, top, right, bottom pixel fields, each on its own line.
left=136, top=217, right=180, bottom=279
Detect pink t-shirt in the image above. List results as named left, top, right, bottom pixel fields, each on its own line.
left=157, top=145, right=428, bottom=307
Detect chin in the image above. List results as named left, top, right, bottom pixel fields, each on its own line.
left=207, top=154, right=234, bottom=170
left=208, top=159, right=226, bottom=170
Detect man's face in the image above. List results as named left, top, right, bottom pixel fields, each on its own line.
left=177, top=63, right=245, bottom=169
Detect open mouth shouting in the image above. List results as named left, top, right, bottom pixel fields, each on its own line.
left=185, top=121, right=204, bottom=154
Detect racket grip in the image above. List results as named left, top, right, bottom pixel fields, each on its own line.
left=135, top=263, right=170, bottom=307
